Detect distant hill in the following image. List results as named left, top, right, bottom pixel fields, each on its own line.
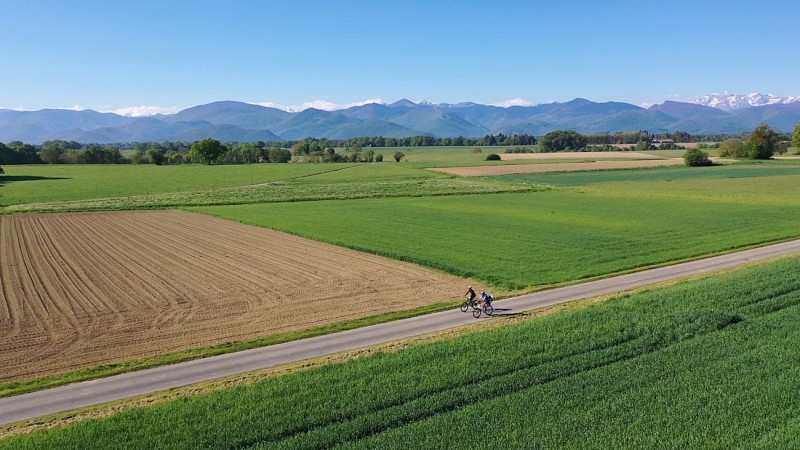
left=165, top=101, right=290, bottom=128
left=268, top=108, right=364, bottom=140
left=0, top=109, right=135, bottom=143
left=2, top=98, right=799, bottom=144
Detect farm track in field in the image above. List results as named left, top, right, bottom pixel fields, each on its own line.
left=0, top=210, right=474, bottom=383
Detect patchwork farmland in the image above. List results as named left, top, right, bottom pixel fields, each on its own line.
left=1, top=156, right=800, bottom=446
left=0, top=210, right=472, bottom=383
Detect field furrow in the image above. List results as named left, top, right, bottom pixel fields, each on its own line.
left=0, top=210, right=473, bottom=383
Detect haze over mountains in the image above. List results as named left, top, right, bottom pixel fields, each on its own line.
left=2, top=94, right=799, bottom=144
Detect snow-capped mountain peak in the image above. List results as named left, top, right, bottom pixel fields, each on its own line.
left=691, top=92, right=800, bottom=111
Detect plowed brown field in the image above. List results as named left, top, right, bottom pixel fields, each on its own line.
left=431, top=158, right=685, bottom=176
left=498, top=151, right=663, bottom=160
left=0, top=210, right=473, bottom=383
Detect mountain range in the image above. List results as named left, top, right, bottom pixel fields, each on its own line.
left=690, top=92, right=800, bottom=111
left=2, top=95, right=799, bottom=144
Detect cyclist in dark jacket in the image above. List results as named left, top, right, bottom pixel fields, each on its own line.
left=465, top=286, right=476, bottom=304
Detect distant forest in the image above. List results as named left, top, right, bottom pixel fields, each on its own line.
left=0, top=130, right=761, bottom=166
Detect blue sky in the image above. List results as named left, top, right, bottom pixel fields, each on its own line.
left=1, top=0, right=797, bottom=115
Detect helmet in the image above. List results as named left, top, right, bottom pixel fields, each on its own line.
left=481, top=291, right=486, bottom=295
left=468, top=286, right=472, bottom=289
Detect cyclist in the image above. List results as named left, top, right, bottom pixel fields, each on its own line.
left=480, top=291, right=494, bottom=308
left=465, top=286, right=476, bottom=305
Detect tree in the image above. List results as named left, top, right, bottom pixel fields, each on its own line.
left=393, top=151, right=405, bottom=162
left=745, top=124, right=779, bottom=160
left=539, top=130, right=588, bottom=152
left=1, top=142, right=41, bottom=164
left=103, top=146, right=124, bottom=164
left=130, top=148, right=147, bottom=164
left=684, top=148, right=712, bottom=166
left=267, top=147, right=292, bottom=163
left=717, top=139, right=746, bottom=158
left=166, top=150, right=183, bottom=164
left=232, top=142, right=264, bottom=163
left=146, top=146, right=166, bottom=165
left=190, top=138, right=226, bottom=164
left=792, top=123, right=800, bottom=153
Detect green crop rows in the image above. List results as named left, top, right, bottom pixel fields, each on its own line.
left=194, top=172, right=800, bottom=290
left=6, top=254, right=800, bottom=448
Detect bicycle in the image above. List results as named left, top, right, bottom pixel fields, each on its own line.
left=472, top=300, right=493, bottom=318
left=460, top=296, right=478, bottom=313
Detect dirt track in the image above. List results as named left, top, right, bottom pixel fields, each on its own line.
left=0, top=210, right=473, bottom=383
left=431, top=158, right=685, bottom=176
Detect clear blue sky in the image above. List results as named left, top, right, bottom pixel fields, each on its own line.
left=1, top=0, right=797, bottom=114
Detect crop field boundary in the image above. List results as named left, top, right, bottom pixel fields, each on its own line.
left=7, top=227, right=795, bottom=400
left=2, top=251, right=799, bottom=440
left=199, top=201, right=800, bottom=293
left=2, top=239, right=799, bottom=428
left=0, top=210, right=476, bottom=390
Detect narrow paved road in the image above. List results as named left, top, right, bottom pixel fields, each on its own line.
left=2, top=239, right=800, bottom=425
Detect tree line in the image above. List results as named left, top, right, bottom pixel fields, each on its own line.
left=1, top=126, right=798, bottom=169
left=584, top=130, right=743, bottom=145
left=341, top=134, right=538, bottom=148
left=716, top=124, right=793, bottom=159
left=683, top=123, right=797, bottom=167
left=0, top=140, right=293, bottom=166
left=0, top=134, right=537, bottom=166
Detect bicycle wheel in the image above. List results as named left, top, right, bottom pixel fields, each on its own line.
left=485, top=305, right=493, bottom=316
left=472, top=307, right=482, bottom=318
left=460, top=301, right=469, bottom=313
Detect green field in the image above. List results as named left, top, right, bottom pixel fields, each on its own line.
left=0, top=162, right=527, bottom=213
left=375, top=146, right=535, bottom=167
left=0, top=164, right=347, bottom=206
left=1, top=172, right=536, bottom=214
left=6, top=254, right=800, bottom=448
left=496, top=160, right=800, bottom=187
left=372, top=145, right=675, bottom=168
left=3, top=156, right=789, bottom=209
left=193, top=164, right=800, bottom=290
left=0, top=152, right=729, bottom=211
left=3, top=158, right=800, bottom=402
